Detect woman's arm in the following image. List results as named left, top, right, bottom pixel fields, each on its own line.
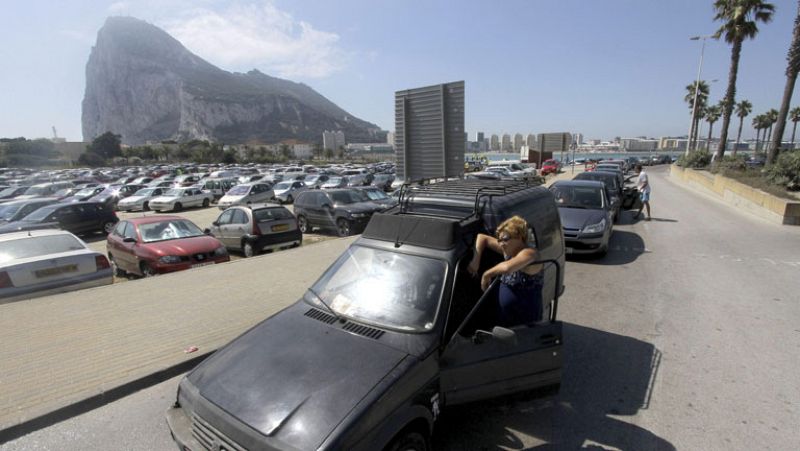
left=481, top=248, right=537, bottom=290
left=467, top=233, right=502, bottom=276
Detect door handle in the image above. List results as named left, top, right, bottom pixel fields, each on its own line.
left=539, top=334, right=560, bottom=346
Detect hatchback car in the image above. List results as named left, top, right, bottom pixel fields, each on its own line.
left=294, top=189, right=384, bottom=236
left=106, top=216, right=229, bottom=277
left=573, top=171, right=623, bottom=222
left=303, top=174, right=331, bottom=189
left=273, top=180, right=307, bottom=204
left=549, top=180, right=613, bottom=256
left=149, top=187, right=214, bottom=212
left=217, top=182, right=275, bottom=210
left=540, top=159, right=560, bottom=176
left=0, top=202, right=119, bottom=236
left=0, top=229, right=112, bottom=303
left=116, top=187, right=166, bottom=212
left=208, top=205, right=301, bottom=257
left=321, top=176, right=349, bottom=189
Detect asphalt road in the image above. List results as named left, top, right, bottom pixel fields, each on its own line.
left=4, top=166, right=799, bottom=450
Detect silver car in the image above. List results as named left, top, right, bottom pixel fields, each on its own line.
left=273, top=181, right=307, bottom=204
left=116, top=187, right=166, bottom=212
left=217, top=182, right=275, bottom=210
left=0, top=229, right=113, bottom=303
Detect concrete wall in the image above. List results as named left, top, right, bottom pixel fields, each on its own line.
left=670, top=165, right=800, bottom=225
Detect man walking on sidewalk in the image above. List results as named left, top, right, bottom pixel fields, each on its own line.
left=634, top=164, right=651, bottom=220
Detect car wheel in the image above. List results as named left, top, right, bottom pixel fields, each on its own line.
left=140, top=262, right=155, bottom=277
left=286, top=195, right=293, bottom=204
left=597, top=243, right=609, bottom=258
left=109, top=254, right=126, bottom=277
left=243, top=241, right=256, bottom=258
left=297, top=215, right=309, bottom=233
left=202, top=198, right=210, bottom=208
left=174, top=202, right=182, bottom=212
left=142, top=201, right=150, bottom=211
left=102, top=221, right=116, bottom=234
left=387, top=430, right=429, bottom=451
left=336, top=218, right=351, bottom=237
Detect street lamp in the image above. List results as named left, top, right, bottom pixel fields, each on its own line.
left=687, top=34, right=714, bottom=155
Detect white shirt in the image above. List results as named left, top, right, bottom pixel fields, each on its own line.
left=637, top=171, right=651, bottom=194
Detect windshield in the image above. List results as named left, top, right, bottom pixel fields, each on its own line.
left=330, top=190, right=369, bottom=204
left=0, top=234, right=86, bottom=263
left=226, top=185, right=250, bottom=196
left=24, top=186, right=49, bottom=196
left=0, top=203, right=22, bottom=219
left=164, top=189, right=183, bottom=197
left=306, top=246, right=446, bottom=332
left=274, top=182, right=292, bottom=190
left=326, top=177, right=343, bottom=185
left=75, top=188, right=98, bottom=197
left=364, top=190, right=389, bottom=200
left=0, top=187, right=20, bottom=196
left=138, top=220, right=204, bottom=243
left=305, top=175, right=320, bottom=183
left=20, top=206, right=57, bottom=221
left=133, top=188, right=156, bottom=196
left=551, top=185, right=604, bottom=209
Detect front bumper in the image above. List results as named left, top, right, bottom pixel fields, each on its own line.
left=563, top=230, right=608, bottom=255
left=148, top=255, right=230, bottom=275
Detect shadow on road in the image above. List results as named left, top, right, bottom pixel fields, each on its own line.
left=433, top=323, right=673, bottom=451
left=569, top=231, right=646, bottom=266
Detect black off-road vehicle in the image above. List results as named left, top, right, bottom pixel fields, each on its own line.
left=166, top=179, right=566, bottom=451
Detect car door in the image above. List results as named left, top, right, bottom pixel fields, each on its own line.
left=52, top=205, right=83, bottom=233
left=212, top=209, right=235, bottom=247
left=621, top=175, right=643, bottom=210
left=227, top=209, right=249, bottom=250
left=440, top=266, right=563, bottom=406
left=308, top=192, right=328, bottom=227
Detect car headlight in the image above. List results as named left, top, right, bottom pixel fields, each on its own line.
left=159, top=255, right=182, bottom=264
left=582, top=218, right=606, bottom=234
left=213, top=246, right=228, bottom=256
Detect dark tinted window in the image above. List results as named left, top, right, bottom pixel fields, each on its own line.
left=254, top=207, right=294, bottom=221
left=330, top=190, right=369, bottom=204
left=123, top=223, right=137, bottom=240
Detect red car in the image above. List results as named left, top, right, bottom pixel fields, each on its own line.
left=106, top=216, right=229, bottom=277
left=540, top=159, right=560, bottom=176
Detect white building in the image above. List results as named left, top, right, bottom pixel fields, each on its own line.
left=322, top=130, right=345, bottom=151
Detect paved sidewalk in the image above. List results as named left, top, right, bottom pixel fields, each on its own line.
left=0, top=236, right=356, bottom=441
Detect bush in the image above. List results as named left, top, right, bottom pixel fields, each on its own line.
left=765, top=150, right=800, bottom=191
left=711, top=154, right=747, bottom=175
left=676, top=150, right=711, bottom=169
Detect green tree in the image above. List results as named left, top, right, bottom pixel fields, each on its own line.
left=789, top=106, right=800, bottom=147
left=764, top=108, right=779, bottom=151
left=769, top=0, right=800, bottom=163
left=752, top=114, right=765, bottom=154
left=78, top=151, right=106, bottom=167
left=705, top=104, right=722, bottom=150
left=685, top=80, right=710, bottom=151
left=733, top=99, right=753, bottom=155
left=324, top=148, right=334, bottom=160
left=713, top=0, right=775, bottom=160
left=222, top=149, right=238, bottom=164
left=87, top=132, right=123, bottom=160
left=279, top=144, right=294, bottom=160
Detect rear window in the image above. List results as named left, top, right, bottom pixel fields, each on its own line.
left=0, top=234, right=86, bottom=263
left=253, top=208, right=294, bottom=221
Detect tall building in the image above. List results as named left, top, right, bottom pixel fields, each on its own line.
left=572, top=133, right=584, bottom=145
left=526, top=134, right=536, bottom=148
left=477, top=132, right=484, bottom=143
left=490, top=134, right=500, bottom=151
left=513, top=133, right=524, bottom=152
left=386, top=132, right=395, bottom=146
left=322, top=130, right=345, bottom=151
left=501, top=134, right=512, bottom=151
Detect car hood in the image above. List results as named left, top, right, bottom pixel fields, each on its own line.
left=558, top=207, right=606, bottom=229
left=143, top=235, right=222, bottom=255
left=337, top=201, right=384, bottom=213
left=150, top=195, right=179, bottom=202
left=219, top=194, right=245, bottom=203
left=187, top=305, right=407, bottom=449
left=119, top=195, right=146, bottom=203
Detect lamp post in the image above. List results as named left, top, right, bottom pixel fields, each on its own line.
left=687, top=35, right=713, bottom=156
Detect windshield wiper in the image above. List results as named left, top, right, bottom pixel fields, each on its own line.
left=307, top=287, right=344, bottom=322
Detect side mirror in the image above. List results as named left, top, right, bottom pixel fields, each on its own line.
left=122, top=237, right=136, bottom=243
left=203, top=228, right=212, bottom=235
left=211, top=221, right=219, bottom=226
left=491, top=326, right=518, bottom=345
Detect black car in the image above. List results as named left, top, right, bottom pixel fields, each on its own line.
left=63, top=185, right=107, bottom=203
left=371, top=173, right=395, bottom=191
left=89, top=184, right=144, bottom=207
left=0, top=198, right=60, bottom=225
left=167, top=179, right=565, bottom=451
left=573, top=171, right=623, bottom=222
left=293, top=189, right=385, bottom=236
left=0, top=186, right=30, bottom=202
left=0, top=202, right=119, bottom=236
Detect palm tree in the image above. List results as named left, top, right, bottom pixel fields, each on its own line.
left=713, top=0, right=775, bottom=160
left=685, top=80, right=710, bottom=151
left=733, top=99, right=753, bottom=155
left=705, top=104, right=722, bottom=150
left=790, top=106, right=800, bottom=148
left=752, top=114, right=765, bottom=154
left=763, top=108, right=779, bottom=152
left=768, top=1, right=800, bottom=163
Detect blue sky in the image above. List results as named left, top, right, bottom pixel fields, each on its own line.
left=1, top=0, right=796, bottom=142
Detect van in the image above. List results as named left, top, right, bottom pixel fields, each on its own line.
left=167, top=178, right=566, bottom=450
left=201, top=178, right=238, bottom=201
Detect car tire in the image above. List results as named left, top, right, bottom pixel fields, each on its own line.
left=297, top=215, right=309, bottom=233
left=336, top=218, right=351, bottom=237
left=286, top=195, right=293, bottom=204
left=597, top=244, right=609, bottom=258
left=387, top=430, right=429, bottom=451
left=143, top=201, right=150, bottom=211
left=140, top=262, right=155, bottom=277
left=243, top=241, right=256, bottom=258
left=174, top=202, right=182, bottom=212
left=202, top=198, right=210, bottom=208
left=109, top=254, right=126, bottom=277
left=102, top=221, right=116, bottom=234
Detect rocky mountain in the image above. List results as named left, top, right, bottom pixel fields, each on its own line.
left=82, top=16, right=383, bottom=146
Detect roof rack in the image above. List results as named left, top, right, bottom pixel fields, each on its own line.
left=396, top=178, right=543, bottom=222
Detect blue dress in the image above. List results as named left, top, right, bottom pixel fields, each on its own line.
left=497, top=256, right=544, bottom=327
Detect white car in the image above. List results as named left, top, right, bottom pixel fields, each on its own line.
left=217, top=182, right=275, bottom=210
left=487, top=163, right=537, bottom=179
left=116, top=187, right=167, bottom=212
left=273, top=181, right=308, bottom=204
left=148, top=187, right=214, bottom=212
left=0, top=229, right=113, bottom=303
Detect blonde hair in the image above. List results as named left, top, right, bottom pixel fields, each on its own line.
left=496, top=215, right=528, bottom=240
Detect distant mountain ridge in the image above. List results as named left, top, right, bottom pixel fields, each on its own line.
left=82, top=16, right=383, bottom=145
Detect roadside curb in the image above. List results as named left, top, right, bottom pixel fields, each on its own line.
left=0, top=351, right=213, bottom=443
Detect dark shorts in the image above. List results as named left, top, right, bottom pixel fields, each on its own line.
left=498, top=282, right=543, bottom=327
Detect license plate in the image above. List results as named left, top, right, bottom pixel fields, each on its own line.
left=271, top=224, right=290, bottom=232
left=565, top=247, right=574, bottom=255
left=35, top=264, right=78, bottom=278
left=191, top=262, right=215, bottom=268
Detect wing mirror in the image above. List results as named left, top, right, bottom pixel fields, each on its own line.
left=472, top=326, right=517, bottom=345
left=203, top=228, right=212, bottom=235
left=211, top=221, right=219, bottom=226
left=122, top=237, right=136, bottom=243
